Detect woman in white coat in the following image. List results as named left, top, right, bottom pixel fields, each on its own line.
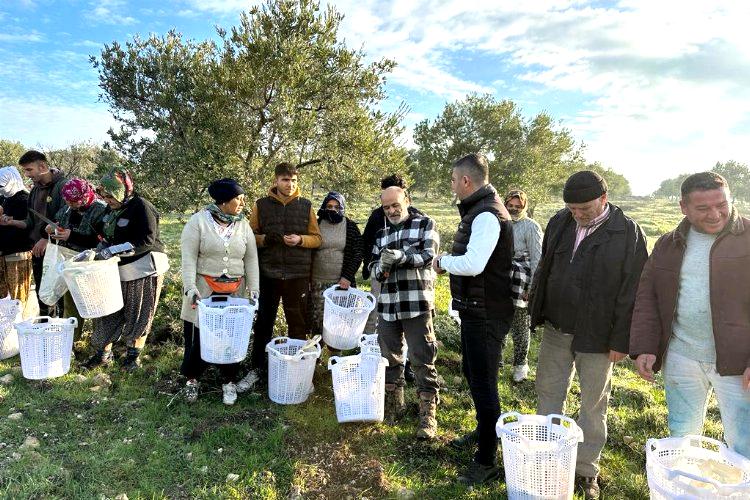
left=180, top=178, right=260, bottom=405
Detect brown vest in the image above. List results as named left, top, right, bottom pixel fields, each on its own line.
left=256, top=196, right=313, bottom=279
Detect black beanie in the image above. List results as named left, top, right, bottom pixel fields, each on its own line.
left=208, top=178, right=244, bottom=204
left=563, top=171, right=608, bottom=203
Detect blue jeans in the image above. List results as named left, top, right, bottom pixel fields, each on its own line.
left=663, top=348, right=750, bottom=458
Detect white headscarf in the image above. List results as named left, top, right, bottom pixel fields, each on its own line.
left=0, top=166, right=27, bottom=198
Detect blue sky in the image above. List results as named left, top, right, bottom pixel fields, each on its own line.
left=1, top=0, right=749, bottom=195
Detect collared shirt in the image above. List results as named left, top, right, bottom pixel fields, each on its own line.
left=369, top=213, right=439, bottom=321
left=573, top=203, right=611, bottom=254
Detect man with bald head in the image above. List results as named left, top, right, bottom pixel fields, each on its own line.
left=370, top=185, right=440, bottom=439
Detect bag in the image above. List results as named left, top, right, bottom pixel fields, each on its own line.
left=38, top=242, right=76, bottom=306
left=510, top=256, right=532, bottom=309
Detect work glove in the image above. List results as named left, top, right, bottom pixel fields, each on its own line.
left=264, top=232, right=284, bottom=247
left=380, top=248, right=404, bottom=267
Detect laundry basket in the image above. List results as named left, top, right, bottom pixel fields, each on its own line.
left=328, top=353, right=388, bottom=423
left=266, top=337, right=321, bottom=405
left=0, top=298, right=22, bottom=360
left=197, top=296, right=257, bottom=364
left=322, top=286, right=376, bottom=350
left=358, top=333, right=380, bottom=356
left=496, top=412, right=584, bottom=500
left=62, top=257, right=123, bottom=318
left=646, top=435, right=750, bottom=499
left=16, top=317, right=77, bottom=379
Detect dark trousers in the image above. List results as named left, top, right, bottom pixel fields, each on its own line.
left=250, top=275, right=310, bottom=371
left=378, top=313, right=439, bottom=395
left=180, top=321, right=239, bottom=383
left=32, top=254, right=63, bottom=317
left=460, top=312, right=511, bottom=466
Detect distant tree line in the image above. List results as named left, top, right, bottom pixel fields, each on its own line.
left=654, top=160, right=750, bottom=201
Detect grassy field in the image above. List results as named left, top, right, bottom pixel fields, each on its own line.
left=0, top=196, right=729, bottom=499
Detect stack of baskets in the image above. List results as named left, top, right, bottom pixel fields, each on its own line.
left=496, top=412, right=584, bottom=500
left=197, top=296, right=257, bottom=364
left=0, top=298, right=22, bottom=360
left=322, top=286, right=375, bottom=350
left=646, top=435, right=750, bottom=499
left=358, top=333, right=380, bottom=356
left=266, top=336, right=321, bottom=405
left=16, top=317, right=78, bottom=379
left=62, top=257, right=123, bottom=318
left=328, top=348, right=388, bottom=423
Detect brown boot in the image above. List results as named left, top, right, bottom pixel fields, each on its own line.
left=416, top=391, right=438, bottom=440
left=384, top=383, right=405, bottom=424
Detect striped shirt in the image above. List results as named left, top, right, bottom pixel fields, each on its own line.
left=369, top=213, right=439, bottom=321
left=573, top=203, right=611, bottom=254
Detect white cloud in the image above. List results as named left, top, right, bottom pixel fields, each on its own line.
left=0, top=31, right=43, bottom=42
left=0, top=98, right=117, bottom=149
left=85, top=0, right=137, bottom=26
left=184, top=0, right=260, bottom=15
left=320, top=0, right=750, bottom=194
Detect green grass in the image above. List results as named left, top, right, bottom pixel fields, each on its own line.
left=0, top=197, right=728, bottom=499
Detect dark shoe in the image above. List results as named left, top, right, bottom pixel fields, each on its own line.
left=450, top=429, right=479, bottom=449
left=404, top=360, right=415, bottom=384
left=457, top=460, right=501, bottom=486
left=82, top=350, right=113, bottom=370
left=416, top=392, right=438, bottom=440
left=576, top=475, right=601, bottom=500
left=384, top=384, right=405, bottom=425
left=121, top=348, right=142, bottom=372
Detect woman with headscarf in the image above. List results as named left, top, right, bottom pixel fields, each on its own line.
left=0, top=166, right=32, bottom=308
left=83, top=167, right=169, bottom=371
left=179, top=178, right=260, bottom=405
left=45, top=178, right=108, bottom=341
left=309, top=191, right=363, bottom=343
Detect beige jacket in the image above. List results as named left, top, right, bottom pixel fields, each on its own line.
left=180, top=210, right=260, bottom=324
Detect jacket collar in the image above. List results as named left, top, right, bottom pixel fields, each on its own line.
left=457, top=184, right=499, bottom=217
left=673, top=205, right=743, bottom=243
left=268, top=185, right=301, bottom=206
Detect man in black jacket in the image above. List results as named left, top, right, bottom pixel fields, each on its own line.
left=433, top=153, right=515, bottom=485
left=529, top=171, right=647, bottom=499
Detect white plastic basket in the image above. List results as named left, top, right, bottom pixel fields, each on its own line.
left=266, top=337, right=321, bottom=405
left=328, top=353, right=388, bottom=423
left=0, top=298, right=22, bottom=360
left=197, top=296, right=256, bottom=364
left=16, top=316, right=77, bottom=379
left=358, top=333, right=380, bottom=356
left=322, top=286, right=376, bottom=350
left=646, top=435, right=750, bottom=499
left=496, top=412, right=584, bottom=500
left=62, top=257, right=123, bottom=318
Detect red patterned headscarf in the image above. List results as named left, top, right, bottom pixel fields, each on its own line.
left=61, top=178, right=97, bottom=207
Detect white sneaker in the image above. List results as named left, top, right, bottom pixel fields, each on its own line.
left=222, top=382, right=237, bottom=405
left=512, top=364, right=529, bottom=383
left=235, top=369, right=260, bottom=393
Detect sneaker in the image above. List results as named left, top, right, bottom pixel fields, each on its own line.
left=575, top=475, right=601, bottom=499
left=235, top=369, right=260, bottom=393
left=222, top=382, right=237, bottom=405
left=82, top=350, right=113, bottom=370
left=450, top=429, right=479, bottom=449
left=512, top=363, right=529, bottom=383
left=457, top=460, right=502, bottom=486
left=185, top=379, right=199, bottom=403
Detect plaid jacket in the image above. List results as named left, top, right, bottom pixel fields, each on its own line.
left=369, top=213, right=439, bottom=321
left=511, top=256, right=532, bottom=308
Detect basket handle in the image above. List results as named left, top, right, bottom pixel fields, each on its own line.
left=327, top=356, right=340, bottom=369
left=546, top=413, right=584, bottom=442
left=67, top=317, right=79, bottom=328
left=209, top=295, right=229, bottom=303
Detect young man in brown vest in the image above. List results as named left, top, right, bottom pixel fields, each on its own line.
left=236, top=162, right=322, bottom=392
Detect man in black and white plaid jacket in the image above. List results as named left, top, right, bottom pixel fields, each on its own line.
left=370, top=185, right=440, bottom=439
